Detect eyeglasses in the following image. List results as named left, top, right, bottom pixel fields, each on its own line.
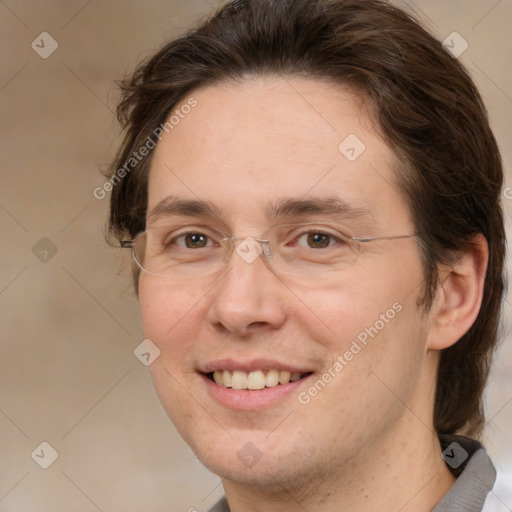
left=120, top=222, right=417, bottom=279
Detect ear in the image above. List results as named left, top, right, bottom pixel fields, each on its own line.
left=427, top=234, right=488, bottom=351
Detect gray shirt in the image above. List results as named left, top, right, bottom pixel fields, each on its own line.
left=207, top=435, right=496, bottom=512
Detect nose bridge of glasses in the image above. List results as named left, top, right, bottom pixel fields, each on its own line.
left=223, top=236, right=272, bottom=266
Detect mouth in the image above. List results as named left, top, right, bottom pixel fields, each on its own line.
left=207, top=369, right=313, bottom=390
left=199, top=359, right=315, bottom=410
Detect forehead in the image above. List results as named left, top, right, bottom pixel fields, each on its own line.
left=147, top=76, right=412, bottom=230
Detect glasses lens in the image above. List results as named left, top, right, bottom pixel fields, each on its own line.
left=132, top=227, right=225, bottom=277
left=266, top=224, right=359, bottom=276
left=132, top=223, right=361, bottom=278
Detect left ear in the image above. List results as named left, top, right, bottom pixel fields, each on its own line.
left=428, top=234, right=488, bottom=351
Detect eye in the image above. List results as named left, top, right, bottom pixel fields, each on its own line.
left=174, top=232, right=215, bottom=249
left=296, top=231, right=338, bottom=249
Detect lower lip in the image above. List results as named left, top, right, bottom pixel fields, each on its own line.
left=201, top=373, right=312, bottom=411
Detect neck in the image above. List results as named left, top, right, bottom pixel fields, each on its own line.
left=221, top=417, right=456, bottom=512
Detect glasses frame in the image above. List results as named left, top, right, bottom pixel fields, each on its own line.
left=120, top=223, right=418, bottom=278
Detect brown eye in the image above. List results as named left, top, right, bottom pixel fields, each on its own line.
left=183, top=233, right=209, bottom=248
left=305, top=232, right=333, bottom=249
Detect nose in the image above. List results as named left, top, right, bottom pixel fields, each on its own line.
left=206, top=243, right=287, bottom=336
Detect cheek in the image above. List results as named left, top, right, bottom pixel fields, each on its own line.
left=297, top=296, right=427, bottom=445
left=138, top=279, right=207, bottom=427
left=294, top=277, right=403, bottom=347
left=140, top=277, right=196, bottom=333
left=300, top=251, right=427, bottom=379
left=138, top=278, right=207, bottom=365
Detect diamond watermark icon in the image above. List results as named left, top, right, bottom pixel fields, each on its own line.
left=235, top=237, right=263, bottom=264
left=31, top=441, right=59, bottom=469
left=134, top=339, right=161, bottom=366
left=442, top=441, right=468, bottom=469
left=237, top=442, right=263, bottom=468
left=338, top=134, right=366, bottom=162
left=31, top=32, right=59, bottom=59
left=442, top=32, right=468, bottom=59
left=32, top=237, right=58, bottom=263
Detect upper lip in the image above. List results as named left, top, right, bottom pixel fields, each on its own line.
left=200, top=358, right=313, bottom=374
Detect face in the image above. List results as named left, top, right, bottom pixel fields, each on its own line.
left=139, top=77, right=434, bottom=490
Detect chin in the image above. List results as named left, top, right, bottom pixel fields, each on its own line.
left=182, top=425, right=312, bottom=489
left=199, top=448, right=295, bottom=488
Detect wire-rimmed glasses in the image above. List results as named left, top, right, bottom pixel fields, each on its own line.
left=120, top=222, right=417, bottom=279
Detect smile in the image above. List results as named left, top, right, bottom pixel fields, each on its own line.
left=209, top=369, right=311, bottom=390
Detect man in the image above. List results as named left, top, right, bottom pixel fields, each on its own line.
left=107, top=0, right=505, bottom=510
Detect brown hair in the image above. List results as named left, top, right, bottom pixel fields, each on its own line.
left=106, top=0, right=505, bottom=438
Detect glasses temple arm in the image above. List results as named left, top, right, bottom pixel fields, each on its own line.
left=354, top=234, right=417, bottom=243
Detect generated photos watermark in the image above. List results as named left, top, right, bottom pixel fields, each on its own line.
left=298, top=301, right=403, bottom=405
left=93, top=97, right=198, bottom=200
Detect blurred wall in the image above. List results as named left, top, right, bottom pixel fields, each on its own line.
left=0, top=1, right=511, bottom=511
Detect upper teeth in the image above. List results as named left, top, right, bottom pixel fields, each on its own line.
left=213, top=369, right=303, bottom=390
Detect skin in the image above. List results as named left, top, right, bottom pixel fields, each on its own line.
left=138, top=77, right=488, bottom=511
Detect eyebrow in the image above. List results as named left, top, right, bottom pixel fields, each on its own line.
left=264, top=196, right=373, bottom=223
left=147, top=196, right=224, bottom=224
left=147, top=195, right=374, bottom=225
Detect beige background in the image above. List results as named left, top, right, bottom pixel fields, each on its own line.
left=0, top=1, right=511, bottom=511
